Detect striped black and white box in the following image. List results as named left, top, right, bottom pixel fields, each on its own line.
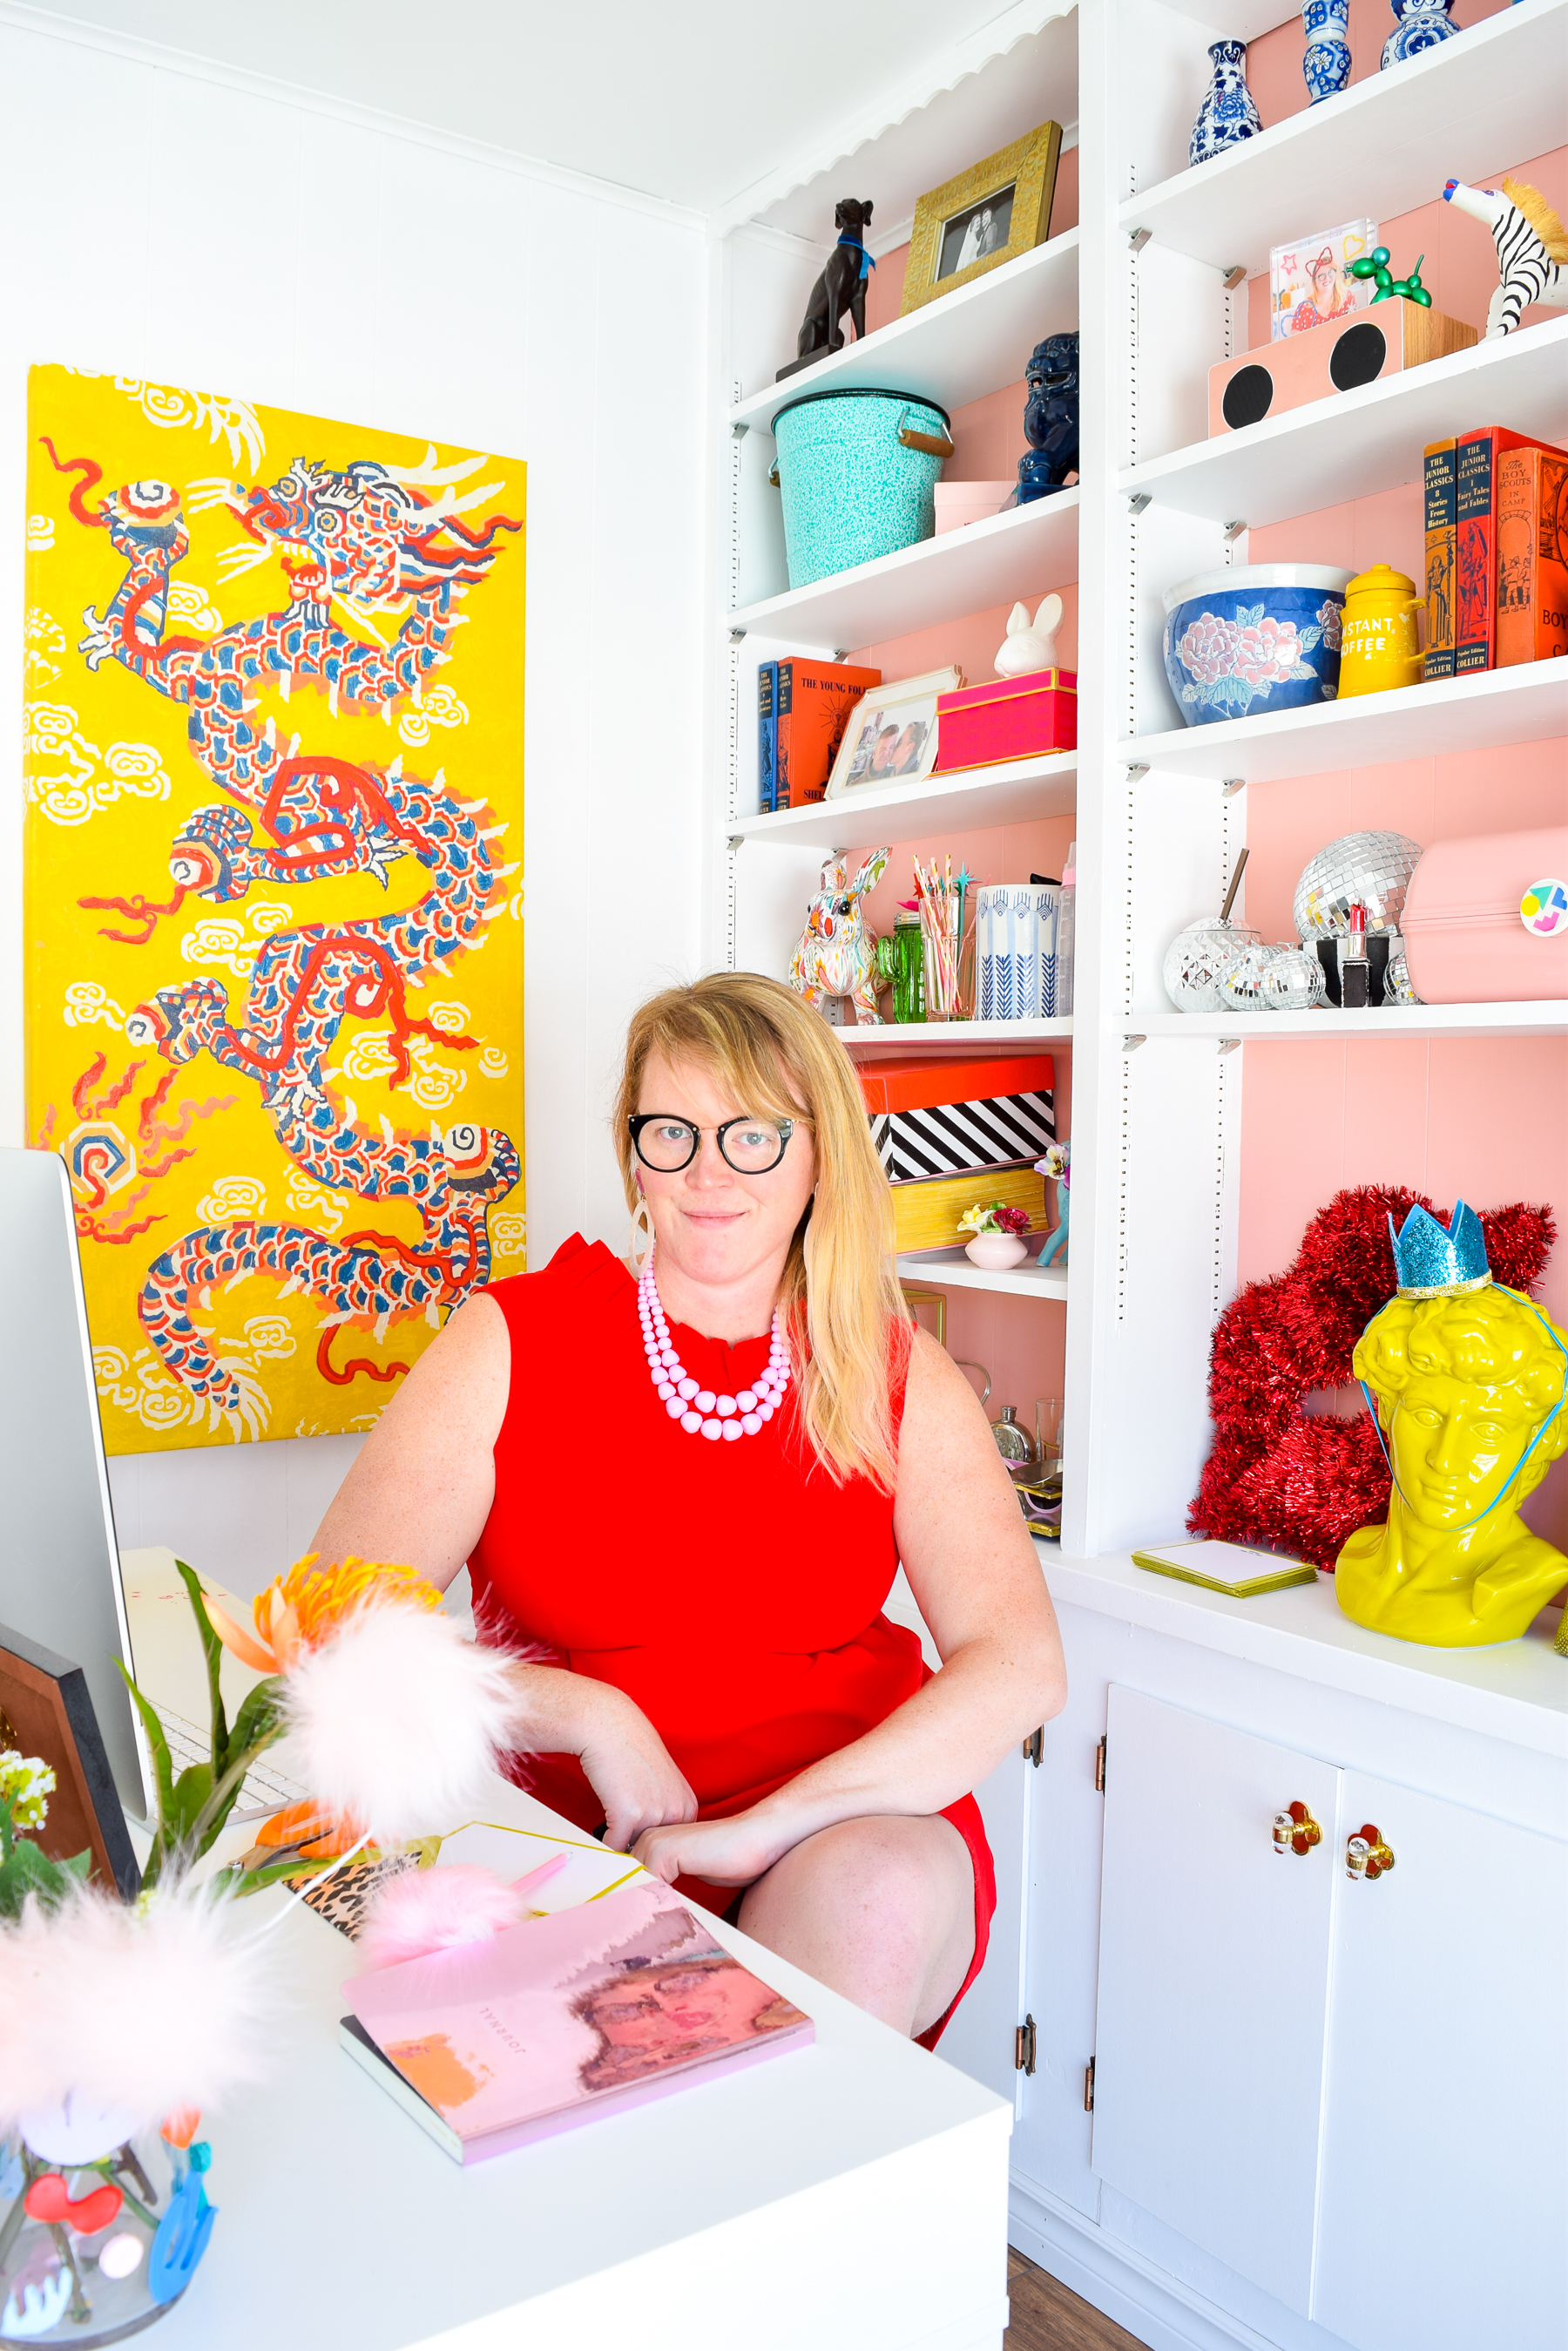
left=870, top=1087, right=1057, bottom=1183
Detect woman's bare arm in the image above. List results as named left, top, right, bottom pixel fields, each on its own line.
left=306, top=1291, right=698, bottom=1848
left=633, top=1328, right=1065, bottom=1886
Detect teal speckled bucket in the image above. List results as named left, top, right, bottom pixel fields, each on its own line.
left=770, top=387, right=954, bottom=590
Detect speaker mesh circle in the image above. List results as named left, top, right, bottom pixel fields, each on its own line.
left=1221, top=363, right=1274, bottom=430
left=1328, top=321, right=1389, bottom=391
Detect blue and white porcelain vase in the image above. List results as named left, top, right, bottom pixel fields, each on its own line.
left=1189, top=41, right=1263, bottom=167
left=1302, top=0, right=1351, bottom=100
left=1381, top=0, right=1457, bottom=68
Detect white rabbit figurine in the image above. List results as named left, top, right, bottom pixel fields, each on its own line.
left=995, top=592, right=1063, bottom=679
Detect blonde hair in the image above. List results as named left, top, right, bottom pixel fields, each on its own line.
left=612, top=972, right=909, bottom=1489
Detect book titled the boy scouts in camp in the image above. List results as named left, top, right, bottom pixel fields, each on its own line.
left=340, top=1878, right=813, bottom=2162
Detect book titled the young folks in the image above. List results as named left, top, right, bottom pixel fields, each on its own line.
left=341, top=1877, right=813, bottom=2164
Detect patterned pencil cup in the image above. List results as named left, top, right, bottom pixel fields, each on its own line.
left=1302, top=0, right=1351, bottom=99
left=1189, top=41, right=1262, bottom=167
left=0, top=2122, right=217, bottom=2345
left=1381, top=0, right=1456, bottom=67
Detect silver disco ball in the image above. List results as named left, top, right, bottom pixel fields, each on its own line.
left=1259, top=940, right=1327, bottom=1012
left=1163, top=918, right=1261, bottom=1013
left=1294, top=831, right=1422, bottom=940
left=1385, top=938, right=1422, bottom=1004
left=1217, top=938, right=1275, bottom=1011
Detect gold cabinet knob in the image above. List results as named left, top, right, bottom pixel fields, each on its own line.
left=1272, top=1800, right=1322, bottom=1856
left=1346, top=1823, right=1396, bottom=1880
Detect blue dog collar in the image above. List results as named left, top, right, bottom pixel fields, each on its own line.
left=837, top=233, right=876, bottom=281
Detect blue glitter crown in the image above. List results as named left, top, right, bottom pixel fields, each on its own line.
left=1389, top=1200, right=1491, bottom=1298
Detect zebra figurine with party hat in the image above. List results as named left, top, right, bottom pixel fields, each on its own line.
left=1442, top=175, right=1568, bottom=338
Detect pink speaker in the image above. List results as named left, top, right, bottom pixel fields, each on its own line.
left=1208, top=307, right=1477, bottom=436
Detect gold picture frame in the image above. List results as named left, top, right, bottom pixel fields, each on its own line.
left=901, top=120, right=1064, bottom=315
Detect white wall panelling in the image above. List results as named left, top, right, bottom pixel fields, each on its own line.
left=1, top=10, right=707, bottom=1574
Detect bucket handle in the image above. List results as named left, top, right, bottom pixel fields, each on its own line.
left=768, top=459, right=780, bottom=487
left=896, top=407, right=955, bottom=460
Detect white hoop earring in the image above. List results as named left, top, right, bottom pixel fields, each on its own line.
left=630, top=1193, right=653, bottom=1274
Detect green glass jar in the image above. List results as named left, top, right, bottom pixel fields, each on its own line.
left=891, top=908, right=925, bottom=1023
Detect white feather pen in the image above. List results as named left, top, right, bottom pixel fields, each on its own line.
left=274, top=1601, right=523, bottom=1845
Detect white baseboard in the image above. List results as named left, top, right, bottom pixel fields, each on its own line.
left=1008, top=2175, right=1289, bottom=2351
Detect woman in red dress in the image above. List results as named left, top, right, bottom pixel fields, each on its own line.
left=310, top=973, right=1066, bottom=2044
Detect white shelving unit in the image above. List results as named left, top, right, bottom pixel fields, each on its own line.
left=730, top=751, right=1077, bottom=848
left=1138, top=1003, right=1568, bottom=1042
left=835, top=1019, right=1072, bottom=1049
left=896, top=1247, right=1070, bottom=1299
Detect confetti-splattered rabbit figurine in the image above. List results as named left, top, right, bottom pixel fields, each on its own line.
left=788, top=848, right=890, bottom=1025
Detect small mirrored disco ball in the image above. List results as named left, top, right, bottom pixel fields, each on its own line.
left=1260, top=940, right=1327, bottom=1011
left=1162, top=918, right=1261, bottom=1013
left=1385, top=941, right=1421, bottom=1003
left=1217, top=938, right=1276, bottom=1010
left=1293, top=831, right=1421, bottom=939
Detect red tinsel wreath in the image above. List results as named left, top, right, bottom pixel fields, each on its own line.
left=1188, top=1186, right=1557, bottom=1569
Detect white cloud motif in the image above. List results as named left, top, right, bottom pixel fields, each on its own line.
left=398, top=682, right=470, bottom=748
left=286, top=1173, right=347, bottom=1236
left=64, top=981, right=127, bottom=1031
left=181, top=917, right=254, bottom=978
left=334, top=1031, right=402, bottom=1083
left=489, top=1212, right=526, bottom=1259
left=108, top=377, right=265, bottom=471
left=242, top=1314, right=296, bottom=1360
left=247, top=901, right=294, bottom=938
left=425, top=1000, right=471, bottom=1034
left=25, top=704, right=172, bottom=825
left=25, top=608, right=64, bottom=681
left=477, top=1046, right=509, bottom=1080
left=197, top=1176, right=267, bottom=1223
left=101, top=742, right=171, bottom=800
left=166, top=579, right=223, bottom=633
left=26, top=516, right=55, bottom=552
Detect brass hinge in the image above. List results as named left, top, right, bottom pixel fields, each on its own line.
left=1023, top=1726, right=1044, bottom=1767
left=1015, top=2015, right=1037, bottom=2076
left=1084, top=2056, right=1096, bottom=2112
left=1094, top=1735, right=1107, bottom=1792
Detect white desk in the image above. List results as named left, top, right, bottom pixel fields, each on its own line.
left=155, top=1778, right=1011, bottom=2351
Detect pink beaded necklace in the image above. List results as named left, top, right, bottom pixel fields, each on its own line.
left=638, top=1243, right=791, bottom=1441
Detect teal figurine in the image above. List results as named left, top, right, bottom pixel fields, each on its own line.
left=1348, top=247, right=1434, bottom=306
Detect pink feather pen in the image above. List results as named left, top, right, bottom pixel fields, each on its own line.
left=355, top=1852, right=569, bottom=1972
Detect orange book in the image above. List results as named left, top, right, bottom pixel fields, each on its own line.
left=1496, top=444, right=1568, bottom=667
left=775, top=660, right=881, bottom=808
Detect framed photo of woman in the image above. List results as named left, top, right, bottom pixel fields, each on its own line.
left=902, top=121, right=1063, bottom=315
left=824, top=667, right=962, bottom=798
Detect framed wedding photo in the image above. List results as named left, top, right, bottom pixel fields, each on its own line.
left=902, top=120, right=1063, bottom=315
left=825, top=667, right=962, bottom=798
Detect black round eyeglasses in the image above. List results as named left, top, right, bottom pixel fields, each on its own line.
left=627, top=1114, right=796, bottom=1175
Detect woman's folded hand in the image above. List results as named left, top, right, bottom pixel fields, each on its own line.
left=632, top=1807, right=792, bottom=1889
left=574, top=1680, right=700, bottom=1853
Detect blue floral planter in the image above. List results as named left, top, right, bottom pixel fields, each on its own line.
left=1162, top=565, right=1352, bottom=726
left=1382, top=0, right=1457, bottom=67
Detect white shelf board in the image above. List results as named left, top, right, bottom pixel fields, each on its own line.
left=1123, top=659, right=1568, bottom=783
left=732, top=751, right=1076, bottom=847
left=1137, top=1004, right=1568, bottom=1042
left=835, top=1020, right=1073, bottom=1049
left=1119, top=0, right=1567, bottom=276
left=896, top=1246, right=1069, bottom=1300
left=729, top=232, right=1080, bottom=430
left=730, top=488, right=1079, bottom=650
left=1119, top=317, right=1568, bottom=531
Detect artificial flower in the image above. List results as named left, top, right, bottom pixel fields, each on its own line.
left=201, top=1553, right=440, bottom=1675
left=0, top=1752, right=55, bottom=1832
left=958, top=1201, right=1032, bottom=1237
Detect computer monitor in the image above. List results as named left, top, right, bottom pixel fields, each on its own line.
left=0, top=1147, right=151, bottom=1824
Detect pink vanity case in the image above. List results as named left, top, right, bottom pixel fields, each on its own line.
left=1402, top=825, right=1568, bottom=1002
left=933, top=669, right=1077, bottom=769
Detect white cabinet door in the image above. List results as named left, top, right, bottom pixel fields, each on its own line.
left=1313, top=1772, right=1568, bottom=2351
left=936, top=1747, right=1031, bottom=2110
left=1090, top=1685, right=1341, bottom=2314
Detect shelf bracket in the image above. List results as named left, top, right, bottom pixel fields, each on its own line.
left=1217, top=1037, right=1240, bottom=1056
left=1221, top=776, right=1247, bottom=797
left=729, top=627, right=747, bottom=643
left=1222, top=519, right=1247, bottom=544
left=730, top=420, right=750, bottom=440
left=833, top=648, right=852, bottom=662
left=1125, top=761, right=1150, bottom=780
left=1127, top=491, right=1152, bottom=515
left=1221, top=264, right=1247, bottom=291
left=1123, top=1033, right=1146, bottom=1054
left=1128, top=227, right=1152, bottom=254
left=727, top=835, right=746, bottom=852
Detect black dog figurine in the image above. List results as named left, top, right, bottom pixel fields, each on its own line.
left=1017, top=331, right=1079, bottom=501
left=778, top=200, right=875, bottom=382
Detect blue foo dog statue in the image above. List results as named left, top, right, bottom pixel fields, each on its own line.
left=1017, top=332, right=1079, bottom=503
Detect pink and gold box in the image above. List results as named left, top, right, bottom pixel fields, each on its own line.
left=933, top=669, right=1077, bottom=771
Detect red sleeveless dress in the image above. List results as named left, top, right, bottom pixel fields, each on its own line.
left=469, top=1235, right=995, bottom=2048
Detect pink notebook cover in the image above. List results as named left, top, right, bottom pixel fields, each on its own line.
left=342, top=1879, right=813, bottom=2158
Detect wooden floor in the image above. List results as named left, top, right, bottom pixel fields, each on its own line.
left=1004, top=2251, right=1149, bottom=2351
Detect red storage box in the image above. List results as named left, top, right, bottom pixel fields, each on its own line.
left=933, top=670, right=1077, bottom=771
left=1402, top=825, right=1568, bottom=1004
left=855, top=1052, right=1055, bottom=1114
left=856, top=1052, right=1057, bottom=1184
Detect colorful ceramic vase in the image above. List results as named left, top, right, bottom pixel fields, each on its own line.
left=1381, top=0, right=1457, bottom=68
left=1337, top=563, right=1423, bottom=696
left=1189, top=41, right=1262, bottom=168
left=1301, top=0, right=1351, bottom=99
left=1162, top=564, right=1351, bottom=726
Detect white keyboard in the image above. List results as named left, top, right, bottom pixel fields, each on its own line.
left=159, top=1704, right=306, bottom=1814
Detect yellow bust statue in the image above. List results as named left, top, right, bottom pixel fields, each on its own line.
left=1336, top=1203, right=1568, bottom=1648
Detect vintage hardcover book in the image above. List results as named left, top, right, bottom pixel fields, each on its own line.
left=1456, top=429, right=1565, bottom=674
left=757, top=660, right=778, bottom=814
left=892, top=1162, right=1048, bottom=1254
left=775, top=660, right=881, bottom=809
left=341, top=1878, right=812, bottom=2165
left=1496, top=444, right=1568, bottom=668
left=1422, top=439, right=1457, bottom=681
left=1131, top=1541, right=1317, bottom=1598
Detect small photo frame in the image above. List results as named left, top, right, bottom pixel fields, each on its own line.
left=825, top=667, right=963, bottom=798
left=902, top=122, right=1064, bottom=315
left=1, top=1620, right=139, bottom=1896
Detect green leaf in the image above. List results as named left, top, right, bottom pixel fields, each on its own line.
left=166, top=1763, right=214, bottom=1847
left=0, top=1831, right=78, bottom=1921
left=218, top=1851, right=341, bottom=1896
left=115, top=1661, right=176, bottom=1884
left=176, top=1559, right=229, bottom=1780
left=228, top=1677, right=285, bottom=1756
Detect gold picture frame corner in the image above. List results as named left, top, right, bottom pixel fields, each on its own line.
left=902, top=119, right=1064, bottom=317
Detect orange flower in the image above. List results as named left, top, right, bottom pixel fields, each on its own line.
left=253, top=1799, right=367, bottom=1859
left=201, top=1553, right=441, bottom=1676
left=161, top=2107, right=201, bottom=2149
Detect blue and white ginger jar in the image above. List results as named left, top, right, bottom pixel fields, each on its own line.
left=1189, top=41, right=1263, bottom=168
left=1381, top=0, right=1457, bottom=68
left=1302, top=0, right=1351, bottom=99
